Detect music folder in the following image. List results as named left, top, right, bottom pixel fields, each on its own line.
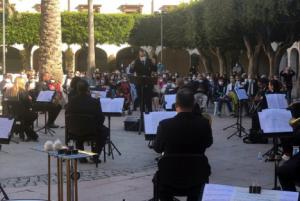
left=266, top=94, right=288, bottom=109
left=100, top=98, right=124, bottom=114
left=164, top=94, right=176, bottom=110
left=144, top=112, right=177, bottom=136
left=0, top=117, right=15, bottom=144
left=234, top=88, right=248, bottom=100
left=36, top=90, right=55, bottom=103
left=258, top=109, right=293, bottom=134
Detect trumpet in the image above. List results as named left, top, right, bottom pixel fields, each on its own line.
left=289, top=117, right=300, bottom=129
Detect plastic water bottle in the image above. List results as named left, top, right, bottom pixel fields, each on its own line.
left=257, top=152, right=263, bottom=161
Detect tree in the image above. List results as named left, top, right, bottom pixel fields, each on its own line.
left=87, top=0, right=95, bottom=78
left=39, top=0, right=63, bottom=82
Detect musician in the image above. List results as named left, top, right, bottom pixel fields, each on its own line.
left=4, top=77, right=38, bottom=141
left=132, top=48, right=157, bottom=112
left=153, top=87, right=212, bottom=201
left=66, top=79, right=107, bottom=163
left=280, top=66, right=295, bottom=104
left=35, top=72, right=62, bottom=128
left=278, top=102, right=300, bottom=191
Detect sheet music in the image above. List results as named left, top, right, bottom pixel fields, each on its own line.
left=91, top=90, right=107, bottom=98
left=202, top=184, right=299, bottom=201
left=235, top=88, right=248, bottom=100
left=144, top=112, right=177, bottom=134
left=0, top=117, right=14, bottom=139
left=258, top=109, right=293, bottom=133
left=164, top=94, right=176, bottom=110
left=266, top=94, right=288, bottom=109
left=100, top=98, right=124, bottom=113
left=36, top=90, right=55, bottom=102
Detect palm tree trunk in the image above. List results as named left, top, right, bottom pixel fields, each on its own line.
left=87, top=0, right=96, bottom=78
left=39, top=0, right=63, bottom=82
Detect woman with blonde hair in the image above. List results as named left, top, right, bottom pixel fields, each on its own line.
left=5, top=77, right=38, bottom=141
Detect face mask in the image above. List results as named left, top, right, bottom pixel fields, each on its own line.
left=219, top=82, right=223, bottom=85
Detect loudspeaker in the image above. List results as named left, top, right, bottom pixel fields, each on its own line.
left=124, top=116, right=140, bottom=131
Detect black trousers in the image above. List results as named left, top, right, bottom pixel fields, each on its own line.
left=75, top=126, right=109, bottom=157
left=137, top=85, right=153, bottom=113
left=21, top=111, right=38, bottom=139
left=47, top=103, right=62, bottom=124
left=278, top=152, right=300, bottom=191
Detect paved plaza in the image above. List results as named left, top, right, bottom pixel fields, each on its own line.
left=0, top=109, right=276, bottom=200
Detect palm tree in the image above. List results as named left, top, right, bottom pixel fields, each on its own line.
left=38, top=0, right=63, bottom=82
left=87, top=0, right=95, bottom=78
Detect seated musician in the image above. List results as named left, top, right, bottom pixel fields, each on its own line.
left=278, top=102, right=300, bottom=191
left=215, top=77, right=233, bottom=116
left=4, top=77, right=38, bottom=141
left=35, top=72, right=62, bottom=128
left=66, top=79, right=108, bottom=163
left=153, top=87, right=213, bottom=201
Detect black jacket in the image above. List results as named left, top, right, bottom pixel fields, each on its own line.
left=132, top=57, right=156, bottom=76
left=66, top=94, right=105, bottom=128
left=154, top=112, right=213, bottom=155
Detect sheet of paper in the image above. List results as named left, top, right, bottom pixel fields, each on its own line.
left=36, top=90, right=55, bottom=102
left=0, top=117, right=14, bottom=139
left=202, top=184, right=299, bottom=201
left=100, top=98, right=124, bottom=113
left=258, top=109, right=293, bottom=133
left=91, top=90, right=107, bottom=98
left=164, top=94, right=176, bottom=110
left=266, top=94, right=288, bottom=109
left=202, top=184, right=234, bottom=201
left=235, top=88, right=248, bottom=100
left=144, top=112, right=177, bottom=134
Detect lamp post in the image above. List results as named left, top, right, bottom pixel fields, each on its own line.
left=160, top=11, right=163, bottom=64
left=2, top=0, right=6, bottom=74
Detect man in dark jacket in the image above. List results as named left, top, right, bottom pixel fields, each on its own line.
left=132, top=48, right=157, bottom=112
left=66, top=79, right=107, bottom=162
left=153, top=87, right=213, bottom=201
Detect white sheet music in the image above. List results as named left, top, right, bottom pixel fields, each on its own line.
left=235, top=88, right=248, bottom=100
left=91, top=90, right=107, bottom=98
left=266, top=94, right=288, bottom=109
left=144, top=112, right=177, bottom=134
left=36, top=90, right=55, bottom=102
left=258, top=109, right=293, bottom=133
left=164, top=94, right=176, bottom=110
left=202, top=184, right=299, bottom=201
left=0, top=117, right=14, bottom=139
left=100, top=98, right=124, bottom=113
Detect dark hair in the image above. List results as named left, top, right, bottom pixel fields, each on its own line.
left=70, top=77, right=81, bottom=90
left=176, top=87, right=194, bottom=109
left=76, top=79, right=89, bottom=95
left=269, top=79, right=281, bottom=92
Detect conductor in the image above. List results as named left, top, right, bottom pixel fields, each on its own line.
left=132, top=48, right=157, bottom=112
left=153, top=87, right=213, bottom=201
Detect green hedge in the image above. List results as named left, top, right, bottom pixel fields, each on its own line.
left=0, top=12, right=141, bottom=46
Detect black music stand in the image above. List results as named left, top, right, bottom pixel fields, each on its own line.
left=258, top=109, right=293, bottom=189
left=100, top=98, right=124, bottom=161
left=104, top=113, right=122, bottom=161
left=224, top=88, right=249, bottom=139
left=133, top=76, right=156, bottom=135
left=0, top=183, right=9, bottom=200
left=0, top=116, right=15, bottom=152
left=34, top=91, right=56, bottom=135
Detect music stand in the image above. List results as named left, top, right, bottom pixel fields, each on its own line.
left=34, top=91, right=56, bottom=135
left=0, top=116, right=15, bottom=152
left=0, top=183, right=9, bottom=200
left=133, top=76, right=157, bottom=134
left=100, top=98, right=124, bottom=161
left=258, top=109, right=293, bottom=189
left=224, top=88, right=249, bottom=139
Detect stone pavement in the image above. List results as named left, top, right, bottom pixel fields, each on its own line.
left=0, top=109, right=276, bottom=200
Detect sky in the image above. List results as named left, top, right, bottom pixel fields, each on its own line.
left=10, top=0, right=190, bottom=14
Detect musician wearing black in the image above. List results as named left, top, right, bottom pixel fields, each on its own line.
left=132, top=48, right=157, bottom=112
left=35, top=72, right=62, bottom=128
left=280, top=66, right=295, bottom=104
left=278, top=102, right=300, bottom=191
left=153, top=87, right=213, bottom=201
left=66, top=80, right=107, bottom=162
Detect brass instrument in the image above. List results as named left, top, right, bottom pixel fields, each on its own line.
left=289, top=117, right=300, bottom=129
